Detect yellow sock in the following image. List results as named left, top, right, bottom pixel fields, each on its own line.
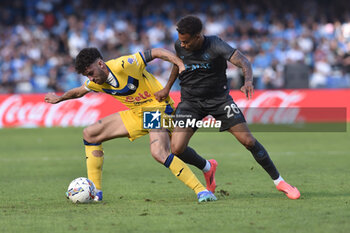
left=166, top=154, right=206, bottom=194
left=85, top=144, right=104, bottom=190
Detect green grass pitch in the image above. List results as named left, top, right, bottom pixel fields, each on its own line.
left=0, top=125, right=349, bottom=233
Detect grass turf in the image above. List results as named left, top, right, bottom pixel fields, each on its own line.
left=0, top=125, right=349, bottom=233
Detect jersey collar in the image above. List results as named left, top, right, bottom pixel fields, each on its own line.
left=105, top=65, right=120, bottom=88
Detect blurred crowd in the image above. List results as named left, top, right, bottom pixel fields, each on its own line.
left=1, top=0, right=350, bottom=93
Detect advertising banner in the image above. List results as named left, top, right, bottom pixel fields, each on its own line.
left=0, top=89, right=349, bottom=128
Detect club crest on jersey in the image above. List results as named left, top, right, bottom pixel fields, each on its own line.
left=127, top=83, right=137, bottom=90
left=102, top=76, right=139, bottom=96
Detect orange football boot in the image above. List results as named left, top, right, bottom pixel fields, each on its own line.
left=276, top=181, right=300, bottom=199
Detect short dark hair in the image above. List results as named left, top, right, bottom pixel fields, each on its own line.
left=75, top=47, right=103, bottom=74
left=176, top=15, right=203, bottom=36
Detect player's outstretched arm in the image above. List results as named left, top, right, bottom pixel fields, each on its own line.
left=45, top=85, right=89, bottom=104
left=229, top=50, right=254, bottom=100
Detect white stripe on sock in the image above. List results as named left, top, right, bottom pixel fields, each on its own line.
left=202, top=160, right=211, bottom=173
left=273, top=176, right=284, bottom=186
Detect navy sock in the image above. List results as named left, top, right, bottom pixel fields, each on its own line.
left=248, top=140, right=280, bottom=180
left=176, top=147, right=206, bottom=170
left=164, top=153, right=174, bottom=168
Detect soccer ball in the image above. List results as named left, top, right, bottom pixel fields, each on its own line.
left=66, top=177, right=96, bottom=203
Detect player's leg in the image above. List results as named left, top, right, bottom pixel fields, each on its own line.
left=215, top=99, right=278, bottom=178
left=171, top=100, right=218, bottom=192
left=177, top=147, right=218, bottom=193
left=83, top=112, right=129, bottom=200
left=228, top=123, right=280, bottom=179
left=83, top=112, right=129, bottom=144
left=149, top=129, right=216, bottom=202
left=170, top=127, right=194, bottom=155
left=171, top=128, right=218, bottom=193
left=228, top=122, right=300, bottom=199
left=170, top=100, right=199, bottom=156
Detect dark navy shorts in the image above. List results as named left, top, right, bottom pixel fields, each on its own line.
left=175, top=96, right=246, bottom=131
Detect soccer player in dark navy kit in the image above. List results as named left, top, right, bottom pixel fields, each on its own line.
left=155, top=15, right=300, bottom=199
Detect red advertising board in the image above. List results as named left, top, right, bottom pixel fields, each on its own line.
left=0, top=89, right=349, bottom=128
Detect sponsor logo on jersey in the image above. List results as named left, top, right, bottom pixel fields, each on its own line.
left=125, top=91, right=152, bottom=103
left=185, top=63, right=211, bottom=71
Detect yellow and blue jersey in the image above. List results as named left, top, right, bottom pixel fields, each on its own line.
left=84, top=52, right=174, bottom=111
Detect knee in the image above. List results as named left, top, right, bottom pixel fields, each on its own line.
left=242, top=136, right=256, bottom=149
left=83, top=127, right=92, bottom=141
left=83, top=127, right=99, bottom=144
left=171, top=142, right=186, bottom=156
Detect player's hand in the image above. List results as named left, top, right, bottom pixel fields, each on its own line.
left=178, top=64, right=186, bottom=74
left=45, top=92, right=61, bottom=104
left=154, top=88, right=170, bottom=102
left=240, top=81, right=254, bottom=100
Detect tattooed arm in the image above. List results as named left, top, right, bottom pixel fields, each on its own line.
left=229, top=50, right=254, bottom=99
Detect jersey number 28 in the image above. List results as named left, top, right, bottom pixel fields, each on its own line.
left=224, top=103, right=240, bottom=118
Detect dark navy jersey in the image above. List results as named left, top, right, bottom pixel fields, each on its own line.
left=175, top=35, right=236, bottom=101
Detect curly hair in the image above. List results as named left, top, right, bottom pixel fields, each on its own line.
left=75, top=48, right=103, bottom=74
left=176, top=15, right=203, bottom=36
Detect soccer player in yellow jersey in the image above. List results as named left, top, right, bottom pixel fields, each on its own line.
left=45, top=47, right=217, bottom=202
